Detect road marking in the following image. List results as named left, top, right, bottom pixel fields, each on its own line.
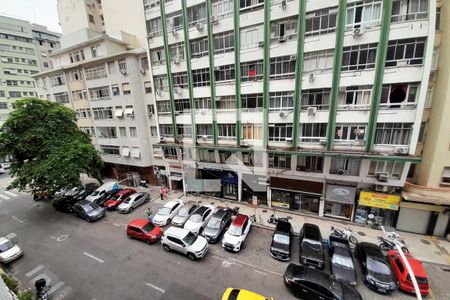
left=113, top=223, right=121, bottom=227
left=12, top=216, right=24, bottom=223
left=83, top=252, right=104, bottom=263
left=0, top=194, right=10, bottom=200
left=48, top=281, right=65, bottom=296
left=4, top=191, right=17, bottom=197
left=26, top=265, right=45, bottom=277
left=145, top=283, right=165, bottom=293
left=56, top=235, right=69, bottom=242
left=210, top=252, right=283, bottom=277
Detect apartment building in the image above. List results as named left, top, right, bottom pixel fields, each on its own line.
left=144, top=0, right=436, bottom=228
left=0, top=15, right=41, bottom=126
left=31, top=24, right=62, bottom=71
left=57, top=0, right=105, bottom=36
left=33, top=29, right=158, bottom=184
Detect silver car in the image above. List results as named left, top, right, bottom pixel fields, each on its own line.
left=0, top=235, right=23, bottom=264
left=171, top=203, right=198, bottom=227
left=161, top=227, right=208, bottom=260
left=117, top=192, right=150, bottom=213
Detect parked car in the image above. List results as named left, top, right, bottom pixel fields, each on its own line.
left=53, top=193, right=82, bottom=213
left=86, top=181, right=119, bottom=202
left=104, top=188, right=136, bottom=210
left=202, top=207, right=233, bottom=243
left=284, top=263, right=362, bottom=300
left=183, top=205, right=214, bottom=234
left=387, top=250, right=429, bottom=295
left=0, top=165, right=4, bottom=174
left=222, top=214, right=252, bottom=252
left=356, top=242, right=396, bottom=294
left=1, top=162, right=11, bottom=169
left=0, top=234, right=23, bottom=264
left=161, top=227, right=208, bottom=260
left=72, top=184, right=99, bottom=202
left=221, top=288, right=273, bottom=300
left=270, top=219, right=293, bottom=261
left=171, top=203, right=198, bottom=227
left=94, top=189, right=121, bottom=206
left=72, top=200, right=106, bottom=222
left=299, top=223, right=325, bottom=269
left=152, top=199, right=184, bottom=226
left=126, top=218, right=162, bottom=244
left=117, top=192, right=150, bottom=213
left=330, top=242, right=357, bottom=286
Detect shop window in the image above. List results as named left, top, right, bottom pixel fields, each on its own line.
left=297, top=156, right=323, bottom=173
left=330, top=158, right=361, bottom=176
left=368, top=161, right=404, bottom=179
left=269, top=154, right=291, bottom=169
left=325, top=202, right=353, bottom=219
left=441, top=167, right=450, bottom=186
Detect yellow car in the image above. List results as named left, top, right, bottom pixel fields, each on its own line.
left=222, top=288, right=274, bottom=300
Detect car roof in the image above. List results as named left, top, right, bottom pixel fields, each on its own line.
left=76, top=200, right=94, bottom=206
left=117, top=188, right=135, bottom=195
left=360, top=242, right=384, bottom=258
left=0, top=237, right=9, bottom=244
left=164, top=226, right=189, bottom=238
left=212, top=208, right=228, bottom=218
left=128, top=218, right=150, bottom=228
left=289, top=264, right=331, bottom=286
left=194, top=205, right=214, bottom=215
left=164, top=199, right=183, bottom=208
left=389, top=251, right=427, bottom=276
left=128, top=192, right=145, bottom=199
left=275, top=220, right=292, bottom=232
left=232, top=214, right=248, bottom=227
left=333, top=245, right=352, bottom=257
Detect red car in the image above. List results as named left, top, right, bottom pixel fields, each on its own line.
left=126, top=219, right=162, bottom=244
left=387, top=250, right=429, bottom=296
left=104, top=188, right=136, bottom=210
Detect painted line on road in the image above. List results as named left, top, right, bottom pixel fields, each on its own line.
left=145, top=283, right=165, bottom=293
left=4, top=191, right=17, bottom=197
left=0, top=194, right=10, bottom=200
left=25, top=265, right=45, bottom=277
left=48, top=281, right=65, bottom=296
left=12, top=216, right=24, bottom=223
left=210, top=252, right=283, bottom=277
left=83, top=252, right=104, bottom=263
left=113, top=223, right=121, bottom=227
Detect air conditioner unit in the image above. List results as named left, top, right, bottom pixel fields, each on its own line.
left=309, top=73, right=315, bottom=83
left=352, top=27, right=365, bottom=37
left=195, top=22, right=204, bottom=31
left=376, top=173, right=389, bottom=182
left=337, top=169, right=345, bottom=175
left=278, top=35, right=286, bottom=42
left=139, top=68, right=146, bottom=75
left=258, top=41, right=264, bottom=48
left=120, top=69, right=128, bottom=75
left=281, top=0, right=287, bottom=10
left=307, top=106, right=317, bottom=116
left=173, top=57, right=180, bottom=64
left=211, top=15, right=219, bottom=24
left=394, top=146, right=409, bottom=155
left=200, top=109, right=207, bottom=115
left=375, top=184, right=389, bottom=192
left=286, top=137, right=293, bottom=143
left=173, top=87, right=182, bottom=94
left=290, top=54, right=296, bottom=61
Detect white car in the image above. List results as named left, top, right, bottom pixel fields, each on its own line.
left=161, top=227, right=208, bottom=260
left=86, top=181, right=119, bottom=202
left=0, top=234, right=23, bottom=264
left=183, top=205, right=214, bottom=235
left=222, top=214, right=252, bottom=252
left=117, top=192, right=150, bottom=213
left=152, top=199, right=184, bottom=226
left=1, top=162, right=11, bottom=169
left=0, top=165, right=4, bottom=174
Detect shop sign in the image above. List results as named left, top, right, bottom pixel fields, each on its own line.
left=326, top=185, right=356, bottom=204
left=271, top=200, right=289, bottom=209
left=359, top=191, right=400, bottom=210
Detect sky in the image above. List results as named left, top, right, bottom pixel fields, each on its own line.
left=0, top=0, right=61, bottom=33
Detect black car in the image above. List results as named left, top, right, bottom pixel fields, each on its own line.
left=52, top=187, right=84, bottom=213
left=355, top=242, right=396, bottom=294
left=72, top=184, right=99, bottom=202
left=270, top=219, right=293, bottom=261
left=72, top=200, right=105, bottom=222
left=94, top=189, right=121, bottom=206
left=202, top=207, right=233, bottom=243
left=284, top=263, right=362, bottom=300
left=330, top=240, right=357, bottom=286
left=299, top=223, right=325, bottom=269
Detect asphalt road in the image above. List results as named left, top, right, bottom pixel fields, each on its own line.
left=1, top=173, right=449, bottom=300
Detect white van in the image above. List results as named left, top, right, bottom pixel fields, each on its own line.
left=0, top=165, right=4, bottom=174
left=85, top=181, right=119, bottom=202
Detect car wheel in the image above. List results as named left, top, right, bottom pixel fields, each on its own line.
left=187, top=253, right=196, bottom=261
left=85, top=217, right=91, bottom=222
left=163, top=244, right=170, bottom=252
left=146, top=239, right=152, bottom=245
left=127, top=234, right=133, bottom=239
left=72, top=211, right=77, bottom=217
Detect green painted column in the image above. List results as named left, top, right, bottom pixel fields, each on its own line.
left=366, top=0, right=393, bottom=152
left=326, top=0, right=347, bottom=151
left=181, top=0, right=197, bottom=142
left=159, top=1, right=178, bottom=141
left=262, top=1, right=271, bottom=148
left=206, top=0, right=218, bottom=145
left=292, top=0, right=307, bottom=149
left=233, top=0, right=242, bottom=146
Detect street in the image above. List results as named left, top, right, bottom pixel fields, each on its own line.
left=1, top=174, right=450, bottom=300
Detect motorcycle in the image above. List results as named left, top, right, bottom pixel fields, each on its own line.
left=330, top=226, right=358, bottom=245
left=267, top=214, right=279, bottom=224
left=377, top=236, right=409, bottom=252
left=35, top=278, right=51, bottom=300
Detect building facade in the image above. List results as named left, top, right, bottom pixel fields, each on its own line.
left=143, top=0, right=436, bottom=227
left=31, top=24, right=62, bottom=71
left=57, top=0, right=105, bottom=36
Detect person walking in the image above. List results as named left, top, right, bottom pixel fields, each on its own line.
left=160, top=187, right=164, bottom=200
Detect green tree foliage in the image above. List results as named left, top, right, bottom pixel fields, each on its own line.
left=0, top=98, right=103, bottom=195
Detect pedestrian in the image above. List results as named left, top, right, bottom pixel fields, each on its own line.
left=146, top=207, right=153, bottom=222
left=162, top=186, right=168, bottom=198
left=160, top=187, right=164, bottom=200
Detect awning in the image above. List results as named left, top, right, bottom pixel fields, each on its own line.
left=271, top=177, right=323, bottom=194
left=402, top=182, right=450, bottom=206
left=359, top=191, right=400, bottom=210
left=170, top=176, right=183, bottom=181
left=125, top=108, right=134, bottom=116
left=114, top=109, right=123, bottom=117
left=131, top=147, right=140, bottom=158
left=325, top=184, right=356, bottom=204
left=121, top=147, right=130, bottom=157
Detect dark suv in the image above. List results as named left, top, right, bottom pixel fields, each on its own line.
left=202, top=207, right=233, bottom=243
left=270, top=219, right=293, bottom=261
left=299, top=223, right=325, bottom=269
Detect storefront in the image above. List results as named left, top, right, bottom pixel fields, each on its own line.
left=220, top=171, right=238, bottom=200
left=324, top=184, right=356, bottom=220
left=241, top=174, right=268, bottom=206
left=354, top=191, right=400, bottom=227
left=270, top=177, right=323, bottom=214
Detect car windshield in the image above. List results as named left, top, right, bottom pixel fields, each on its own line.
left=111, top=193, right=122, bottom=200
left=158, top=207, right=171, bottom=216
left=0, top=240, right=14, bottom=253
left=227, top=224, right=242, bottom=236
left=207, top=217, right=221, bottom=229
left=177, top=207, right=190, bottom=217
left=123, top=197, right=134, bottom=204
left=367, top=257, right=391, bottom=275
left=91, top=191, right=100, bottom=196
left=183, top=231, right=198, bottom=246
left=332, top=254, right=354, bottom=269
left=188, top=214, right=202, bottom=223
left=142, top=223, right=155, bottom=233
left=273, top=233, right=290, bottom=245
left=303, top=239, right=322, bottom=251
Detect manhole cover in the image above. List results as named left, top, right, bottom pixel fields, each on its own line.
left=357, top=231, right=366, bottom=236
left=421, top=239, right=431, bottom=245
left=262, top=209, right=267, bottom=213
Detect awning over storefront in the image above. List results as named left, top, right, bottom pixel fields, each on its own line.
left=325, top=185, right=356, bottom=204
left=359, top=191, right=401, bottom=210
left=242, top=174, right=267, bottom=192
left=402, top=182, right=450, bottom=206
left=271, top=177, right=323, bottom=194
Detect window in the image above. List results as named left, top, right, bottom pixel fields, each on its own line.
left=269, top=153, right=291, bottom=169
left=192, top=68, right=210, bottom=87
left=242, top=94, right=263, bottom=111
left=241, top=26, right=263, bottom=49
left=54, top=92, right=69, bottom=104
left=195, top=98, right=212, bottom=109
left=177, top=124, right=192, bottom=137
left=385, top=38, right=425, bottom=67
left=150, top=126, right=158, bottom=137
left=374, top=123, right=412, bottom=145
left=392, top=0, right=428, bottom=23
left=174, top=99, right=190, bottom=112
left=50, top=74, right=65, bottom=86
left=69, top=50, right=85, bottom=63
left=436, top=7, right=441, bottom=31
left=441, top=167, right=450, bottom=186
left=163, top=147, right=178, bottom=159
left=346, top=0, right=382, bottom=30
left=144, top=81, right=152, bottom=94
left=0, top=91, right=5, bottom=98
left=218, top=124, right=236, bottom=139
left=215, top=64, right=235, bottom=82
left=118, top=59, right=127, bottom=73
left=418, top=122, right=426, bottom=142
left=191, top=37, right=208, bottom=58
left=197, top=124, right=213, bottom=138
left=75, top=109, right=92, bottom=119
left=166, top=11, right=183, bottom=32
left=368, top=161, right=404, bottom=179
left=156, top=100, right=171, bottom=113
left=173, top=73, right=188, bottom=88
left=270, top=18, right=298, bottom=42
left=129, top=127, right=137, bottom=137
left=69, top=70, right=83, bottom=81
left=119, top=127, right=127, bottom=137
left=89, top=86, right=110, bottom=100
left=154, top=75, right=168, bottom=92
left=212, top=0, right=233, bottom=20
left=72, top=90, right=87, bottom=101
left=150, top=48, right=165, bottom=65
left=240, top=0, right=264, bottom=11
left=305, top=7, right=338, bottom=37
left=330, top=158, right=361, bottom=176
left=338, top=86, right=372, bottom=109
left=270, top=56, right=296, bottom=79
left=100, top=145, right=120, bottom=156
left=219, top=151, right=235, bottom=164
left=380, top=83, right=418, bottom=108
left=121, top=83, right=131, bottom=95
left=88, top=14, right=95, bottom=23
left=8, top=91, right=21, bottom=98
left=91, top=45, right=98, bottom=58
left=140, top=57, right=149, bottom=70
left=269, top=92, right=294, bottom=110
left=92, top=107, right=113, bottom=120
left=170, top=42, right=185, bottom=61
left=216, top=96, right=235, bottom=110
left=269, top=124, right=293, bottom=142
left=85, top=64, right=107, bottom=80
left=188, top=3, right=207, bottom=27
left=297, top=156, right=323, bottom=173
left=241, top=60, right=263, bottom=82
left=301, top=89, right=330, bottom=110
left=198, top=149, right=216, bottom=163
left=147, top=104, right=155, bottom=115
left=97, top=127, right=117, bottom=138
left=242, top=124, right=263, bottom=140
left=159, top=124, right=174, bottom=137
left=335, top=124, right=366, bottom=142
left=301, top=123, right=327, bottom=143
left=108, top=61, right=116, bottom=74
left=146, top=17, right=162, bottom=37
left=214, top=31, right=234, bottom=55
left=303, top=49, right=335, bottom=75
left=342, top=43, right=377, bottom=71
left=0, top=102, right=8, bottom=109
